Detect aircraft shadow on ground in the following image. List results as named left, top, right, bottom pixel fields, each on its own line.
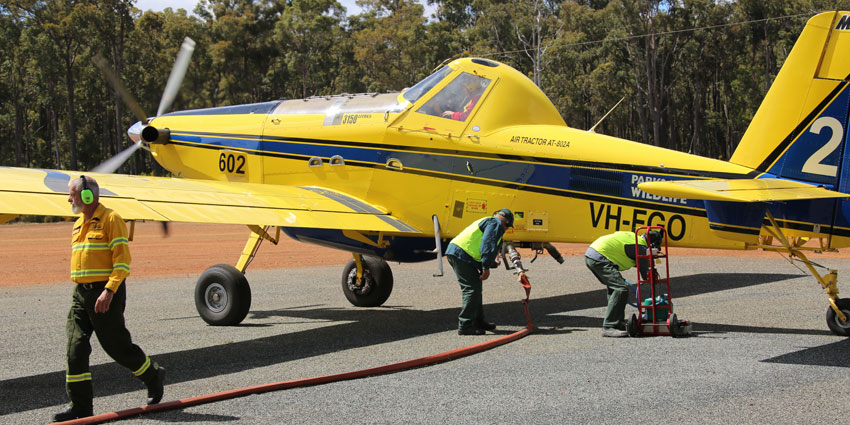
left=0, top=271, right=810, bottom=415
left=761, top=338, right=850, bottom=367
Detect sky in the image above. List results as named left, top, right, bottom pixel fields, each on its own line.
left=133, top=0, right=435, bottom=17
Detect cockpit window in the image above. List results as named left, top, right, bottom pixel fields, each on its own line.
left=402, top=66, right=453, bottom=104
left=416, top=72, right=490, bottom=121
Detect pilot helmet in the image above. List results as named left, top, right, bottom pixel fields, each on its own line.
left=462, top=77, right=484, bottom=92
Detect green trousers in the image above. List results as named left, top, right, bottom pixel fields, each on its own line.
left=447, top=255, right=486, bottom=330
left=585, top=256, right=629, bottom=328
left=65, top=282, right=159, bottom=409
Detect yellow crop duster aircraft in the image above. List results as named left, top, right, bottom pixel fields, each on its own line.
left=2, top=11, right=850, bottom=335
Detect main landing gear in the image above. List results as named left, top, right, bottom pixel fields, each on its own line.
left=195, top=264, right=252, bottom=326
left=341, top=254, right=394, bottom=307
left=760, top=211, right=850, bottom=337
left=193, top=226, right=396, bottom=325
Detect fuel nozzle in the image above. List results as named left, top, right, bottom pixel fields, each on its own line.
left=504, top=244, right=527, bottom=273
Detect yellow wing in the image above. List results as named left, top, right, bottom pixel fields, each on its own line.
left=0, top=167, right=419, bottom=233
left=638, top=178, right=849, bottom=202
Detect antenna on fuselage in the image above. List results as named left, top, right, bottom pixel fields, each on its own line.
left=588, top=96, right=626, bottom=133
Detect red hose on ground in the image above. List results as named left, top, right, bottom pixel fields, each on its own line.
left=56, top=278, right=534, bottom=425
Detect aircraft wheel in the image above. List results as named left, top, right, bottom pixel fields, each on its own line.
left=627, top=314, right=640, bottom=337
left=826, top=298, right=850, bottom=337
left=341, top=256, right=393, bottom=307
left=194, top=264, right=252, bottom=326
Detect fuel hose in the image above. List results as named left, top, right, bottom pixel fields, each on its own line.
left=55, top=276, right=534, bottom=425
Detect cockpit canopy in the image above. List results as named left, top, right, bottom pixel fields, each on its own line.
left=398, top=58, right=566, bottom=135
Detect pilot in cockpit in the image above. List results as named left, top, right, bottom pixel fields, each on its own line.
left=416, top=72, right=490, bottom=121
left=441, top=76, right=487, bottom=121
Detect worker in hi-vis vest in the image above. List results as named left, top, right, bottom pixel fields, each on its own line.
left=585, top=230, right=663, bottom=337
left=445, top=209, right=514, bottom=335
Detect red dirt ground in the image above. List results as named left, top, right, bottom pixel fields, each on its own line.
left=1, top=221, right=848, bottom=287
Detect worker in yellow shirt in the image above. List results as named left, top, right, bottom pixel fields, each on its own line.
left=53, top=176, right=165, bottom=422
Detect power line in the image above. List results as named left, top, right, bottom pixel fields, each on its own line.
left=481, top=11, right=815, bottom=59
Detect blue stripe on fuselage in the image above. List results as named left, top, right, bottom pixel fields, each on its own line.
left=172, top=133, right=264, bottom=152
left=165, top=133, right=715, bottom=212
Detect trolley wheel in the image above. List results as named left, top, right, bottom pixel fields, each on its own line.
left=627, top=314, right=640, bottom=337
left=826, top=299, right=850, bottom=337
left=668, top=313, right=680, bottom=337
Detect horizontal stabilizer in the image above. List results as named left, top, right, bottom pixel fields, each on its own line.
left=638, top=178, right=849, bottom=202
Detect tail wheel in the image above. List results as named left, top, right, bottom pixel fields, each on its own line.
left=341, top=256, right=393, bottom=307
left=826, top=299, right=850, bottom=337
left=194, top=264, right=252, bottom=326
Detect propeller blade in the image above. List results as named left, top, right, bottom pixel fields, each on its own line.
left=92, top=54, right=149, bottom=123
left=156, top=37, right=196, bottom=117
left=91, top=141, right=143, bottom=173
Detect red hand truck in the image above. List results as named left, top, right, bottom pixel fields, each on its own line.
left=627, top=226, right=691, bottom=337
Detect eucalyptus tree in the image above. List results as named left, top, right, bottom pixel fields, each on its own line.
left=7, top=0, right=103, bottom=170
left=350, top=0, right=431, bottom=92
left=274, top=0, right=346, bottom=99
left=195, top=0, right=281, bottom=106
left=0, top=5, right=25, bottom=166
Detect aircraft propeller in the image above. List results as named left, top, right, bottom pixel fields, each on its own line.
left=91, top=37, right=196, bottom=173
left=91, top=37, right=196, bottom=236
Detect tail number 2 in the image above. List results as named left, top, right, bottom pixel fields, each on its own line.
left=802, top=116, right=842, bottom=177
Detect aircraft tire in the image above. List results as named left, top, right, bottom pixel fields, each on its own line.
left=341, top=256, right=393, bottom=307
left=194, top=264, right=252, bottom=326
left=826, top=298, right=850, bottom=337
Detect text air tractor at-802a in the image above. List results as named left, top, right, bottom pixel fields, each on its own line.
left=3, top=11, right=850, bottom=335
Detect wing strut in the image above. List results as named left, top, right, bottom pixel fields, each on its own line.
left=236, top=226, right=280, bottom=273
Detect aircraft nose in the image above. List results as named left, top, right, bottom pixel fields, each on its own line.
left=127, top=121, right=143, bottom=143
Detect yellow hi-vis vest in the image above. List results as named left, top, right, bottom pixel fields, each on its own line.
left=590, top=231, right=646, bottom=271
left=450, top=217, right=502, bottom=262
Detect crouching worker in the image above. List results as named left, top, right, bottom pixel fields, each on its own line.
left=585, top=230, right=663, bottom=338
left=446, top=209, right=514, bottom=335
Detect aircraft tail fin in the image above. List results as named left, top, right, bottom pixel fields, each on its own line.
left=731, top=11, right=850, bottom=190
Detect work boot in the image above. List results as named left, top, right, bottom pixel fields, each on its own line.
left=146, top=367, right=166, bottom=405
left=53, top=405, right=93, bottom=422
left=601, top=327, right=629, bottom=338
left=458, top=326, right=485, bottom=335
left=476, top=320, right=496, bottom=331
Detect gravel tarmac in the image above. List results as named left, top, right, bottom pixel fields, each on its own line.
left=1, top=255, right=849, bottom=424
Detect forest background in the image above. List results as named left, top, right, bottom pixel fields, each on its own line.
left=2, top=0, right=850, bottom=178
